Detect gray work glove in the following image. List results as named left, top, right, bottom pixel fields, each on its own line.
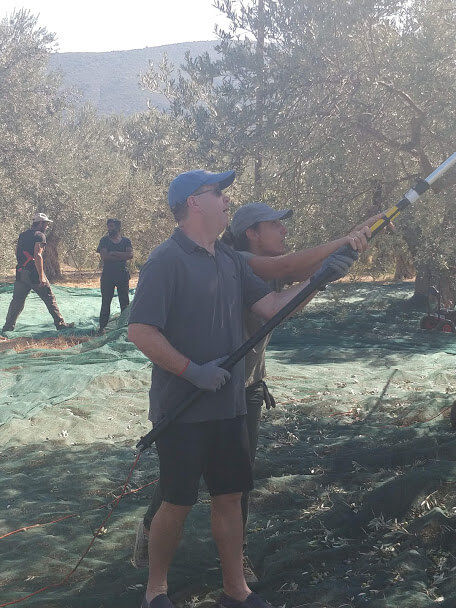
left=182, top=357, right=231, bottom=392
left=311, top=245, right=359, bottom=289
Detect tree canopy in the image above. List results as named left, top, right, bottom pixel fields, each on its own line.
left=1, top=2, right=456, bottom=298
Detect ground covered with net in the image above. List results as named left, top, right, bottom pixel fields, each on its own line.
left=1, top=281, right=456, bottom=608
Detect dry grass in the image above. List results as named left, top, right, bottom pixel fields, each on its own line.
left=53, top=269, right=139, bottom=288
left=0, top=267, right=139, bottom=289
left=1, top=265, right=406, bottom=289
left=0, top=335, right=90, bottom=353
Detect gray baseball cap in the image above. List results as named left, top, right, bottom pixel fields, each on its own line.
left=230, top=202, right=293, bottom=238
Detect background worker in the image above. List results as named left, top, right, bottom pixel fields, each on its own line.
left=133, top=202, right=375, bottom=582
left=96, top=218, right=133, bottom=334
left=128, top=169, right=359, bottom=608
left=2, top=212, right=74, bottom=334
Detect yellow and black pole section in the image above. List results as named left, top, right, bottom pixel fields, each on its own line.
left=137, top=151, right=456, bottom=452
left=369, top=151, right=456, bottom=237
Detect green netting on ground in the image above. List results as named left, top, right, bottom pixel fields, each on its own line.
left=1, top=281, right=456, bottom=608
left=0, top=282, right=118, bottom=338
left=0, top=284, right=146, bottom=425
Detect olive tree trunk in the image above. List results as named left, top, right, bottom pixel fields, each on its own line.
left=43, top=230, right=62, bottom=282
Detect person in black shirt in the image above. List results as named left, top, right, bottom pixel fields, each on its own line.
left=2, top=213, right=74, bottom=334
left=96, top=218, right=133, bottom=333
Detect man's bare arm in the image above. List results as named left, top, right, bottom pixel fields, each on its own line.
left=250, top=282, right=315, bottom=320
left=252, top=244, right=359, bottom=320
left=99, top=248, right=133, bottom=262
left=128, top=323, right=188, bottom=374
left=99, top=248, right=115, bottom=262
left=109, top=247, right=133, bottom=261
left=246, top=214, right=381, bottom=283
left=246, top=238, right=346, bottom=282
left=33, top=242, right=47, bottom=285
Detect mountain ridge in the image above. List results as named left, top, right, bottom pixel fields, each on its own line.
left=50, top=40, right=217, bottom=115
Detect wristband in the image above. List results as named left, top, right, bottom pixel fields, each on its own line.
left=177, top=358, right=190, bottom=377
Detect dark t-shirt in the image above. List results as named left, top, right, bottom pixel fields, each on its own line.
left=16, top=229, right=46, bottom=283
left=128, top=228, right=272, bottom=424
left=96, top=236, right=132, bottom=277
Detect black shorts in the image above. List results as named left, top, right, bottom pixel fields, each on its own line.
left=155, top=415, right=253, bottom=506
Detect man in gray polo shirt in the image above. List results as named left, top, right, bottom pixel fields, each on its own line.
left=134, top=205, right=375, bottom=582
left=128, top=169, right=358, bottom=608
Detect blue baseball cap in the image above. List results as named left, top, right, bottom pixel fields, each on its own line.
left=168, top=169, right=235, bottom=209
left=230, top=202, right=293, bottom=238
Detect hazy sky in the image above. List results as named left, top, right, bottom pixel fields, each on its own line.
left=1, top=0, right=227, bottom=52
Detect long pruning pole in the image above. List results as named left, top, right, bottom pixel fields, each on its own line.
left=368, top=152, right=456, bottom=237
left=137, top=151, right=456, bottom=452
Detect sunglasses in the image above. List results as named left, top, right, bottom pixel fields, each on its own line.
left=193, top=186, right=224, bottom=197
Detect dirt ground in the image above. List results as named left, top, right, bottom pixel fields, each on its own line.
left=0, top=266, right=408, bottom=290
left=0, top=268, right=139, bottom=289
left=0, top=334, right=90, bottom=353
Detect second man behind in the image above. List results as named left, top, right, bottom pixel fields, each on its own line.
left=96, top=218, right=133, bottom=334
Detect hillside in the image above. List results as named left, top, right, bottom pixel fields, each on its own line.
left=50, top=40, right=217, bottom=116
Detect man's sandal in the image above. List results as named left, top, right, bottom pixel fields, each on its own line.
left=141, top=593, right=175, bottom=608
left=219, top=592, right=274, bottom=608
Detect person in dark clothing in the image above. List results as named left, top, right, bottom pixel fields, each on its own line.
left=2, top=213, right=74, bottom=334
left=222, top=202, right=377, bottom=570
left=96, top=219, right=133, bottom=333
